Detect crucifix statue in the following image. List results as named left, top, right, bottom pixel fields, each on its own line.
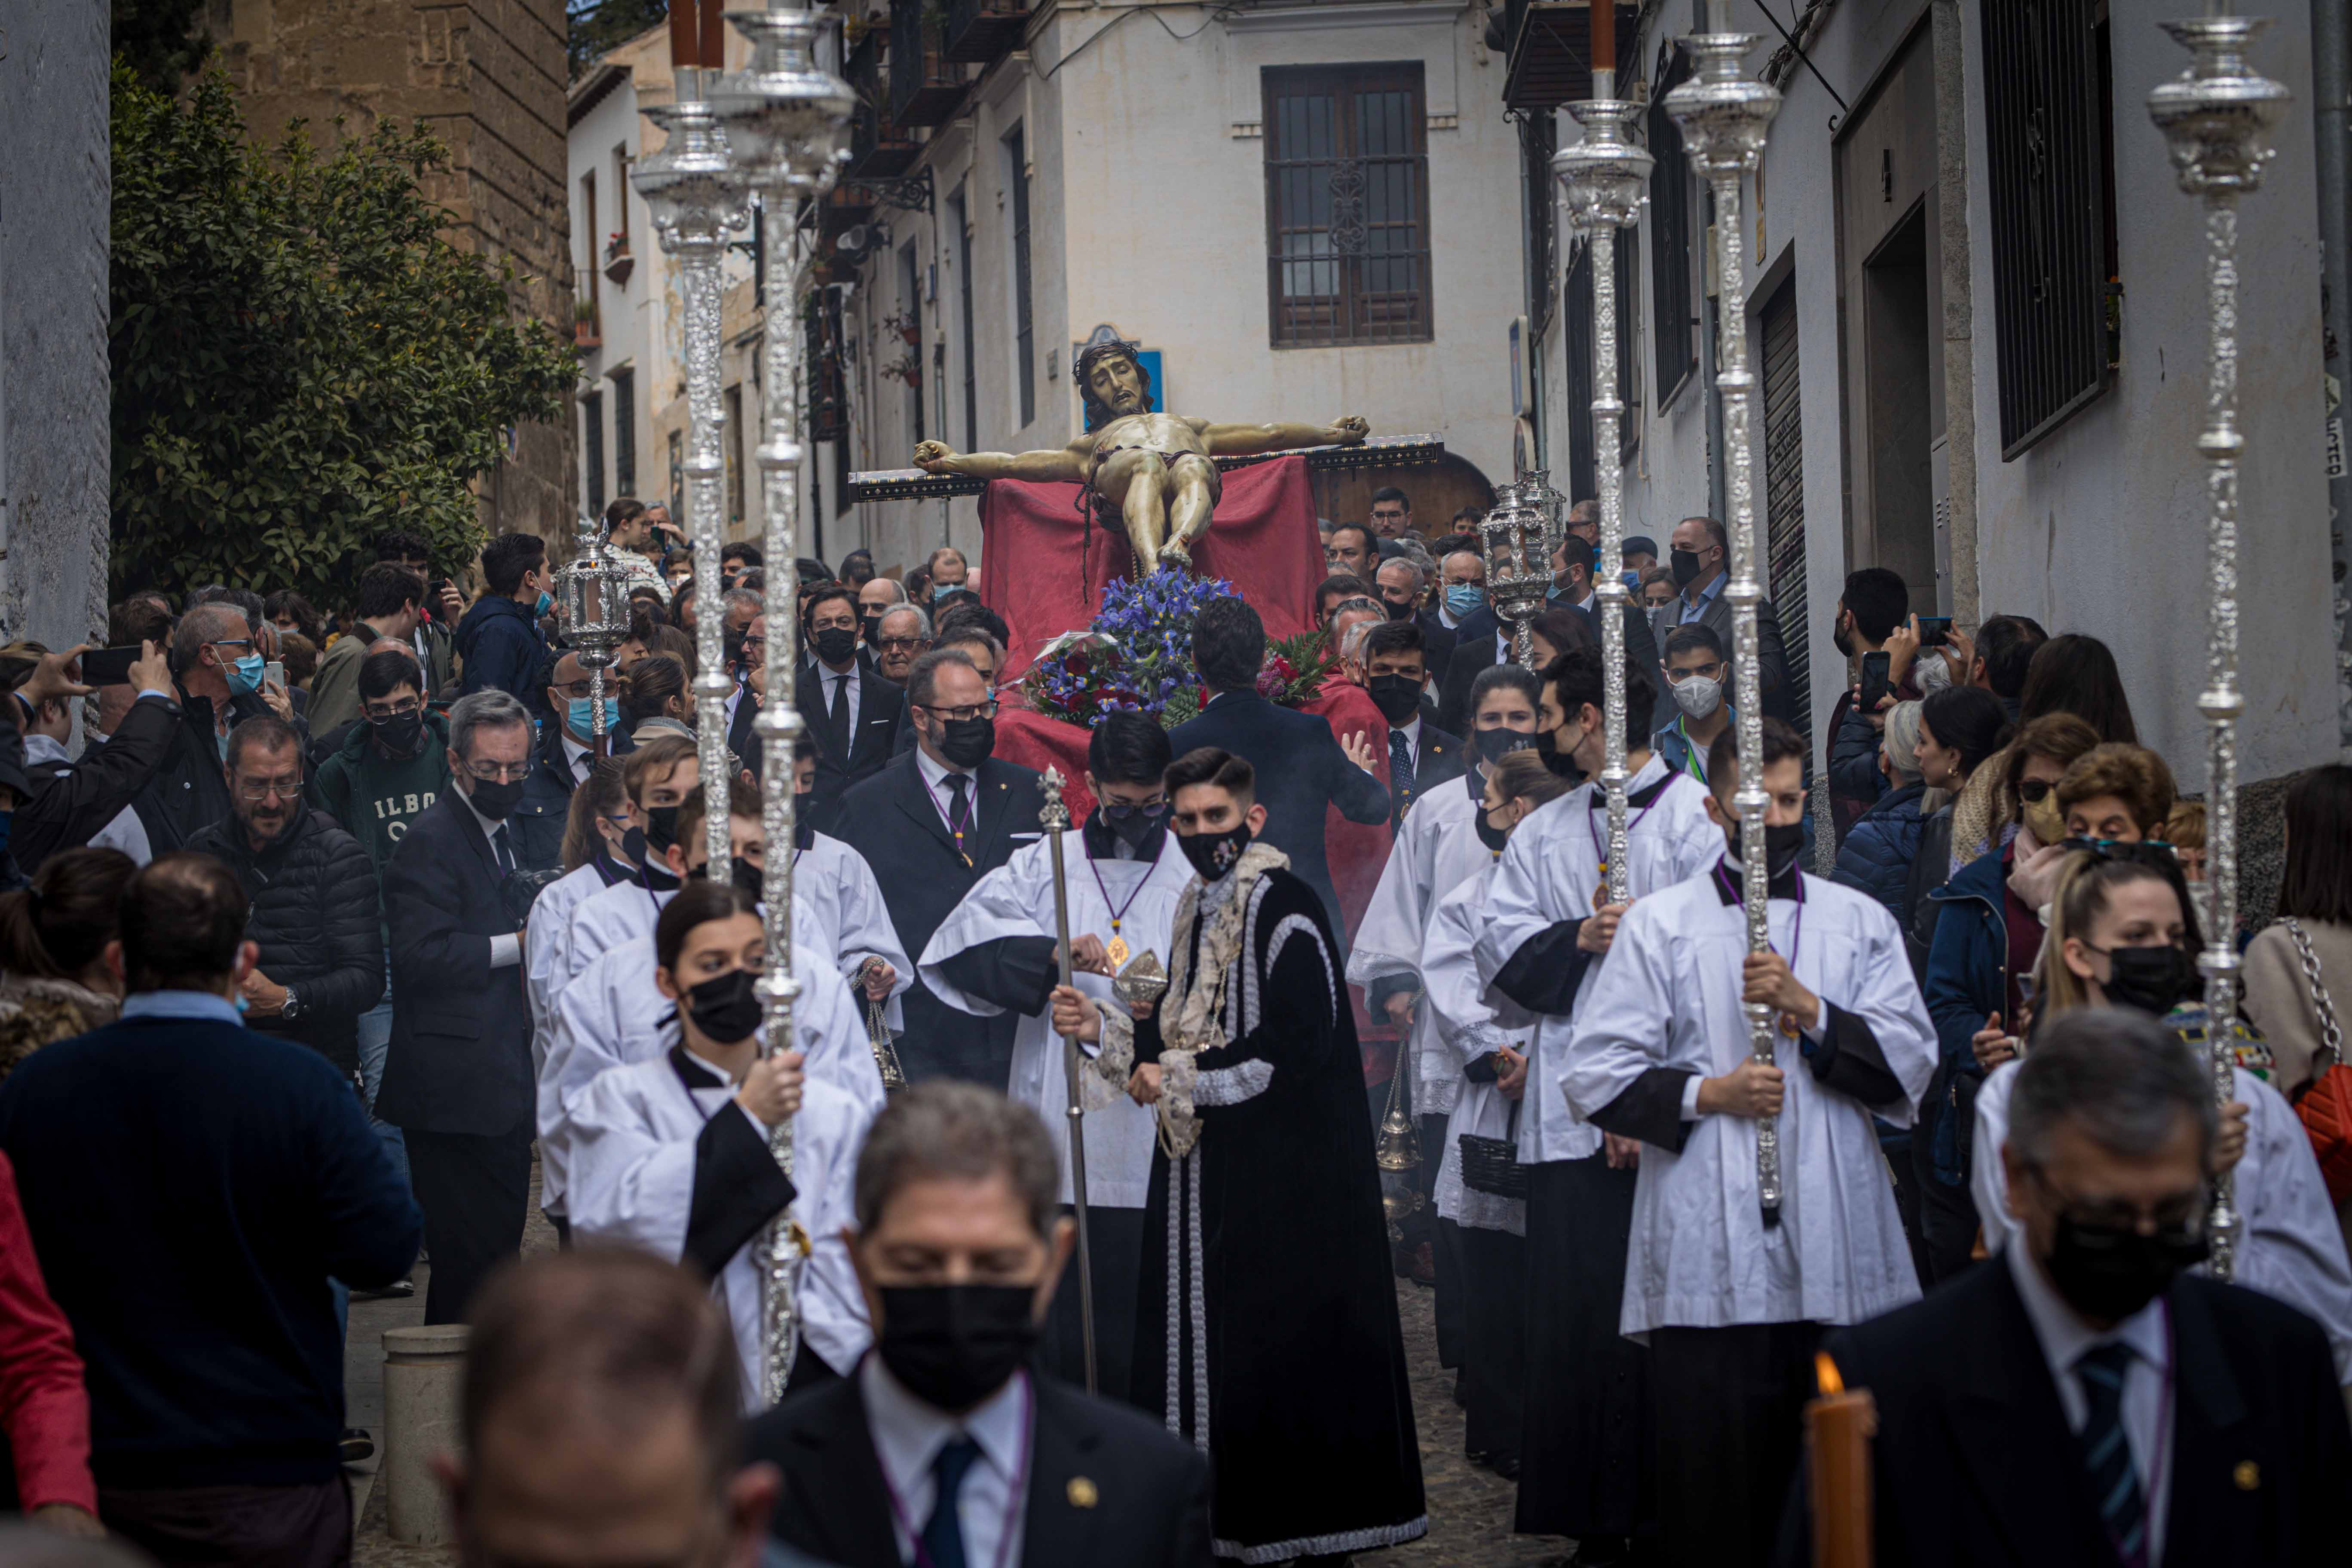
left=910, top=338, right=1369, bottom=576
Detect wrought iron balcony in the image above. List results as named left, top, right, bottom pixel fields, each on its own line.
left=847, top=25, right=918, bottom=178
left=943, top=0, right=1031, bottom=63
left=889, top=4, right=965, bottom=127
left=1501, top=0, right=1636, bottom=110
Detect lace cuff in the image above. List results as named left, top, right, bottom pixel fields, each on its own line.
left=1083, top=1006, right=1136, bottom=1112
left=1157, top=1047, right=1203, bottom=1159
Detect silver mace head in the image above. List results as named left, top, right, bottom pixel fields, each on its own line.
left=707, top=6, right=858, bottom=195
left=634, top=94, right=748, bottom=254
left=2147, top=16, right=2290, bottom=198
left=1662, top=30, right=1782, bottom=176
left=1553, top=96, right=1652, bottom=232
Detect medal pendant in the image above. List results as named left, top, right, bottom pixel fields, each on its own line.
left=1776, top=1011, right=1801, bottom=1040
left=1107, top=934, right=1131, bottom=968
left=1592, top=881, right=1608, bottom=912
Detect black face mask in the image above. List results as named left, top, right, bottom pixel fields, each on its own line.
left=1832, top=615, right=1855, bottom=660
left=1179, top=822, right=1253, bottom=882
left=859, top=612, right=885, bottom=647
left=370, top=710, right=426, bottom=756
left=1364, top=673, right=1424, bottom=726
left=2041, top=1208, right=2208, bottom=1323
left=1473, top=727, right=1531, bottom=765
left=1534, top=724, right=1586, bottom=783
left=1474, top=807, right=1512, bottom=853
left=876, top=1283, right=1039, bottom=1411
left=468, top=775, right=525, bottom=822
left=645, top=805, right=681, bottom=855
left=794, top=792, right=816, bottom=852
left=813, top=626, right=859, bottom=666
left=2099, top=943, right=2201, bottom=1017
left=934, top=714, right=995, bottom=770
left=685, top=967, right=763, bottom=1045
left=1727, top=821, right=1809, bottom=881
left=693, top=854, right=766, bottom=902
left=1383, top=597, right=1415, bottom=622
left=1671, top=548, right=1706, bottom=588
left=1100, top=800, right=1166, bottom=851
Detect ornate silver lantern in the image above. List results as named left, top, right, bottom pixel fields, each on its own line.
left=1556, top=23, right=1651, bottom=908
left=709, top=0, right=855, bottom=1406
left=1666, top=4, right=1782, bottom=1226
left=633, top=74, right=749, bottom=875
left=1479, top=477, right=1559, bottom=670
left=558, top=514, right=634, bottom=756
left=2147, top=10, right=2289, bottom=1282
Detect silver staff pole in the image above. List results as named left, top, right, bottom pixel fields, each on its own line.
left=710, top=0, right=857, bottom=1402
left=2148, top=11, right=2288, bottom=1281
left=1037, top=769, right=1098, bottom=1393
left=633, top=67, right=747, bottom=874
left=1556, top=26, right=1651, bottom=907
left=1667, top=6, right=1784, bottom=1224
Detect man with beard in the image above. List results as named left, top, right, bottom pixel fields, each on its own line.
left=919, top=712, right=1189, bottom=1401
left=1050, top=748, right=1425, bottom=1564
left=188, top=717, right=381, bottom=1084
left=830, top=649, right=1044, bottom=1087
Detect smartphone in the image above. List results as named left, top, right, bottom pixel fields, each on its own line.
left=1857, top=650, right=1892, bottom=712
left=265, top=660, right=286, bottom=690
left=79, top=646, right=145, bottom=687
left=1917, top=615, right=1953, bottom=649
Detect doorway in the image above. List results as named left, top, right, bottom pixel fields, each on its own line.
left=1862, top=205, right=1935, bottom=609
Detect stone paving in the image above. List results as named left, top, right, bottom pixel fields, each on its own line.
left=349, top=1177, right=1571, bottom=1565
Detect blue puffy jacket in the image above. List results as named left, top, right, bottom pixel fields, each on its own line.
left=1830, top=781, right=1927, bottom=923
left=1918, top=845, right=2014, bottom=1186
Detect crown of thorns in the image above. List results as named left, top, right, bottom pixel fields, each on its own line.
left=1075, top=339, right=1143, bottom=383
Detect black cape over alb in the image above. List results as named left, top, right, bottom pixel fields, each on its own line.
left=1130, top=864, right=1427, bottom=1563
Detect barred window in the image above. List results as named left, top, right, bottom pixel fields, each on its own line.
left=1263, top=64, right=1434, bottom=347
left=1981, top=0, right=2117, bottom=457
left=582, top=392, right=605, bottom=516
left=1006, top=125, right=1035, bottom=427
left=612, top=369, right=636, bottom=499
left=1648, top=43, right=1697, bottom=408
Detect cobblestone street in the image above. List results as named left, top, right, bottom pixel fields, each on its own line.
left=348, top=1181, right=1571, bottom=1565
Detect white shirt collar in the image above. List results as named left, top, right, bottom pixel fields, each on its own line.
left=2005, top=1231, right=2168, bottom=1383
left=860, top=1354, right=1029, bottom=1499
left=561, top=733, right=592, bottom=775
left=1395, top=714, right=1422, bottom=752
left=915, top=743, right=972, bottom=790
left=22, top=734, right=69, bottom=767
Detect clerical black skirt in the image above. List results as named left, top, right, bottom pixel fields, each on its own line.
left=1456, top=1225, right=1525, bottom=1464
left=1515, top=1155, right=1651, bottom=1539
left=1039, top=1203, right=1145, bottom=1410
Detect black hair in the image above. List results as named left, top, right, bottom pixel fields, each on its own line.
left=1164, top=745, right=1256, bottom=806
left=1316, top=573, right=1373, bottom=610
left=1328, top=522, right=1376, bottom=555
left=481, top=532, right=548, bottom=596
left=1841, top=567, right=1910, bottom=644
left=1542, top=644, right=1656, bottom=735
left=2280, top=763, right=2352, bottom=926
left=373, top=529, right=434, bottom=564
left=1431, top=530, right=1481, bottom=559
left=264, top=590, right=322, bottom=643
left=2019, top=633, right=2138, bottom=744
left=1087, top=710, right=1174, bottom=786
left=120, top=853, right=251, bottom=994
left=1662, top=622, right=1727, bottom=664
left=1075, top=344, right=1154, bottom=433
left=110, top=595, right=173, bottom=652
left=1191, top=597, right=1266, bottom=694
left=1557, top=536, right=1597, bottom=577
left=655, top=879, right=760, bottom=975
left=224, top=714, right=302, bottom=775
left=801, top=584, right=858, bottom=625
left=1370, top=486, right=1410, bottom=509
left=0, top=847, right=137, bottom=984
left=355, top=564, right=426, bottom=621
left=721, top=542, right=764, bottom=568
left=622, top=654, right=688, bottom=729
left=1706, top=715, right=1807, bottom=793
left=603, top=497, right=647, bottom=533
left=1363, top=619, right=1427, bottom=664
left=937, top=603, right=1010, bottom=648
left=1469, top=662, right=1542, bottom=715
left=1920, top=684, right=2012, bottom=778
left=1977, top=613, right=2050, bottom=701
left=358, top=647, right=425, bottom=703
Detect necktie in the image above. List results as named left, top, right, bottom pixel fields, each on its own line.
left=918, top=1436, right=983, bottom=1568
left=2074, top=1341, right=2148, bottom=1568
left=828, top=669, right=849, bottom=748
left=490, top=823, right=517, bottom=876
left=1388, top=728, right=1416, bottom=813
left=946, top=772, right=972, bottom=865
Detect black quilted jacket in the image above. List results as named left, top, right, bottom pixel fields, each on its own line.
left=185, top=809, right=383, bottom=1079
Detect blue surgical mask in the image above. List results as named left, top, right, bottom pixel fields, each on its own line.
left=567, top=695, right=622, bottom=735
left=933, top=584, right=968, bottom=606
left=224, top=651, right=266, bottom=695
left=1620, top=569, right=1642, bottom=592
left=534, top=590, right=554, bottom=618
left=1443, top=584, right=1484, bottom=619
left=0, top=813, right=13, bottom=859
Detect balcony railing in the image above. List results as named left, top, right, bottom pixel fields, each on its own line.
left=943, top=0, right=1030, bottom=63
left=847, top=26, right=918, bottom=177
left=1501, top=0, right=1635, bottom=111
left=889, top=4, right=965, bottom=127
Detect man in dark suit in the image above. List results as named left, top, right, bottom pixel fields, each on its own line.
left=1375, top=556, right=1454, bottom=682
left=1789, top=1010, right=2352, bottom=1568
left=378, top=689, right=539, bottom=1324
left=1166, top=597, right=1387, bottom=937
left=1648, top=514, right=1792, bottom=731
left=793, top=587, right=903, bottom=827
left=1358, top=619, right=1461, bottom=825
left=830, top=649, right=1043, bottom=1086
left=508, top=649, right=634, bottom=870
left=748, top=1083, right=1211, bottom=1568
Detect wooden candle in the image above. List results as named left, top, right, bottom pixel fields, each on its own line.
left=668, top=0, right=698, bottom=71
left=1590, top=0, right=1614, bottom=81
left=698, top=0, right=727, bottom=69
left=1806, top=1351, right=1877, bottom=1568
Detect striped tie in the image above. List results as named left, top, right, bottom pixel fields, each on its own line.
left=2074, top=1341, right=2148, bottom=1568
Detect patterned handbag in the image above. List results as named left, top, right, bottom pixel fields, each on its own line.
left=2283, top=919, right=2352, bottom=1203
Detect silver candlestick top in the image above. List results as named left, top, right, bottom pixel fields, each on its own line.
left=1038, top=767, right=1073, bottom=833
left=2146, top=8, right=2288, bottom=1283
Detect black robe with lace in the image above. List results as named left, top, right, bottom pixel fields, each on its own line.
left=1128, top=863, right=1425, bottom=1563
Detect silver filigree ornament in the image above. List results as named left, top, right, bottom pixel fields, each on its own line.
left=1666, top=13, right=1784, bottom=1225
left=2147, top=12, right=2289, bottom=1283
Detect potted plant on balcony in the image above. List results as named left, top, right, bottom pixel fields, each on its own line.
left=876, top=310, right=921, bottom=388
left=603, top=229, right=634, bottom=288
left=574, top=298, right=601, bottom=349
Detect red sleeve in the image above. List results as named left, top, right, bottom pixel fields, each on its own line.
left=0, top=1155, right=95, bottom=1513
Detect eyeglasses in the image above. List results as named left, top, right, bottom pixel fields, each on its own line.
left=210, top=639, right=253, bottom=654
left=876, top=636, right=927, bottom=654
left=549, top=679, right=604, bottom=700
left=363, top=700, right=422, bottom=722
left=917, top=698, right=999, bottom=723
left=741, top=636, right=767, bottom=657
left=235, top=777, right=303, bottom=802
left=2028, top=1168, right=2207, bottom=1235
left=462, top=759, right=535, bottom=784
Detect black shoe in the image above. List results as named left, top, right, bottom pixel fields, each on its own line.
left=1486, top=1450, right=1522, bottom=1481
left=339, top=1428, right=375, bottom=1464
left=351, top=1277, right=415, bottom=1302
left=1571, top=1536, right=1632, bottom=1567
